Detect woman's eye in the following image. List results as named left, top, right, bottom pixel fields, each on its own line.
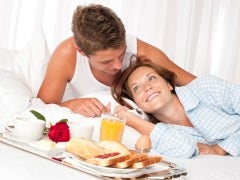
left=149, top=75, right=156, bottom=81
left=133, top=86, right=139, bottom=93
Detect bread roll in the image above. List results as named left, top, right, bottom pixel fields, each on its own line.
left=66, top=137, right=104, bottom=159
left=98, top=140, right=130, bottom=155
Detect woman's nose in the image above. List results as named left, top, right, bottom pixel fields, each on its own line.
left=144, top=84, right=152, bottom=92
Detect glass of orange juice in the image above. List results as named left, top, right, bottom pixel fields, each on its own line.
left=100, top=113, right=125, bottom=143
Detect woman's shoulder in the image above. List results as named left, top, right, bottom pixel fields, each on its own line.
left=190, top=75, right=229, bottom=86
left=181, top=75, right=237, bottom=96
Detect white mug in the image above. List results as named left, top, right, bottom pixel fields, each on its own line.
left=6, top=118, right=45, bottom=141
left=68, top=121, right=94, bottom=139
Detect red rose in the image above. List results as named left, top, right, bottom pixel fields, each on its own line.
left=48, top=121, right=70, bottom=143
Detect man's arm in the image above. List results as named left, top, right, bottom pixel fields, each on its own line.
left=37, top=37, right=75, bottom=104
left=137, top=39, right=196, bottom=86
left=37, top=37, right=109, bottom=117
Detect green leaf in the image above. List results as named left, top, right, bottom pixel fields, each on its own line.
left=59, top=119, right=68, bottom=123
left=30, top=110, right=46, bottom=121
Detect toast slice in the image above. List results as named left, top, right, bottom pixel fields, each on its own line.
left=131, top=156, right=162, bottom=169
left=114, top=153, right=148, bottom=168
left=86, top=153, right=130, bottom=167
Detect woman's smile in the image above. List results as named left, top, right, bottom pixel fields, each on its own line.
left=145, top=91, right=161, bottom=102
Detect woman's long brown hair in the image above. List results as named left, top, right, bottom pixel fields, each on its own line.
left=111, top=56, right=177, bottom=123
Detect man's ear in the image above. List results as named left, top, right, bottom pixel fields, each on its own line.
left=74, top=42, right=86, bottom=56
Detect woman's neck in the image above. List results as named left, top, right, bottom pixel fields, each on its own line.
left=153, top=95, right=193, bottom=127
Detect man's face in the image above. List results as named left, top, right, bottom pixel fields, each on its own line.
left=87, top=45, right=127, bottom=75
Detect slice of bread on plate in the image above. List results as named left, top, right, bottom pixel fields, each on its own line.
left=86, top=153, right=130, bottom=167
left=131, top=156, right=162, bottom=169
left=114, top=153, right=148, bottom=168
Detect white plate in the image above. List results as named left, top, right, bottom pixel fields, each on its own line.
left=64, top=153, right=169, bottom=178
left=2, top=131, right=65, bottom=157
left=65, top=153, right=149, bottom=174
left=28, top=140, right=65, bottom=157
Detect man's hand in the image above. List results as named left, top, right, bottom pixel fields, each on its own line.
left=197, top=143, right=227, bottom=156
left=61, top=98, right=110, bottom=117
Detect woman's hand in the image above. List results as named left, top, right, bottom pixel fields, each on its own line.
left=197, top=143, right=227, bottom=156
left=113, top=105, right=129, bottom=117
left=114, top=105, right=154, bottom=135
left=113, top=105, right=140, bottom=125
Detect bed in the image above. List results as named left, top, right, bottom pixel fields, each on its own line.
left=0, top=29, right=240, bottom=180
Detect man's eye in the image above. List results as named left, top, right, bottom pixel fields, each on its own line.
left=102, top=61, right=110, bottom=64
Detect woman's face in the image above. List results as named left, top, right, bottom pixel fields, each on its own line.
left=127, top=66, right=173, bottom=114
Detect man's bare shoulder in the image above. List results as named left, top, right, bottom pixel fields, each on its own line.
left=47, top=37, right=77, bottom=80
left=53, top=37, right=76, bottom=61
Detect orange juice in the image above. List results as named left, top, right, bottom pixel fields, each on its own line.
left=100, top=117, right=125, bottom=142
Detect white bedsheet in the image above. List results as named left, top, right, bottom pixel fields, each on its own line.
left=1, top=141, right=239, bottom=180
left=166, top=155, right=240, bottom=180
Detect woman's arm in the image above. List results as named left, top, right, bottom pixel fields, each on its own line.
left=125, top=111, right=155, bottom=135
left=116, top=107, right=197, bottom=158
left=150, top=123, right=197, bottom=158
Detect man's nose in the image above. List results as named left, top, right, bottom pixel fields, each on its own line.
left=112, top=58, right=122, bottom=70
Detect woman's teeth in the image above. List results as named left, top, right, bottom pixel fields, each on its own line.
left=146, top=92, right=160, bottom=102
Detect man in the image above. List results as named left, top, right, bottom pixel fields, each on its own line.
left=37, top=4, right=195, bottom=117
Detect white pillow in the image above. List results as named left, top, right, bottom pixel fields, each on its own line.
left=0, top=49, right=17, bottom=71
left=0, top=70, right=33, bottom=132
left=12, top=28, right=50, bottom=96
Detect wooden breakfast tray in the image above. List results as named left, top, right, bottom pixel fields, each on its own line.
left=0, top=133, right=186, bottom=179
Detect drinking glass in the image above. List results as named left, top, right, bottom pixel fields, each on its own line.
left=100, top=113, right=125, bottom=143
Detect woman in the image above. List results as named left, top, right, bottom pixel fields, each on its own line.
left=111, top=57, right=240, bottom=158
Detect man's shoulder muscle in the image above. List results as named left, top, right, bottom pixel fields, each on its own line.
left=50, top=37, right=77, bottom=81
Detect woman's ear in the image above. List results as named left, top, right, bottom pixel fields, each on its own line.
left=168, top=83, right=173, bottom=91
